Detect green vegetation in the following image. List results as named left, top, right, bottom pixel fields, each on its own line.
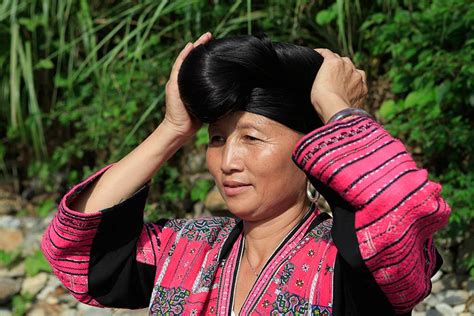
left=0, top=249, right=20, bottom=268
left=24, top=251, right=52, bottom=277
left=1, top=0, right=472, bottom=276
left=11, top=293, right=34, bottom=316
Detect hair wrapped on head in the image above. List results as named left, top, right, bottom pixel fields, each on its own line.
left=177, top=33, right=324, bottom=134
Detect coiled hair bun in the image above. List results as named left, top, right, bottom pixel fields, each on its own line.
left=177, top=33, right=324, bottom=133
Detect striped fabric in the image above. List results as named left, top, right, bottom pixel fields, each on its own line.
left=292, top=116, right=451, bottom=314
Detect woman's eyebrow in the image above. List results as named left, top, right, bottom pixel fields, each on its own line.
left=237, top=122, right=266, bottom=133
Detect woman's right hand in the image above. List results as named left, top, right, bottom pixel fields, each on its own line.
left=162, top=32, right=213, bottom=139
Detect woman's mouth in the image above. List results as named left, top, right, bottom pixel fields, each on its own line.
left=222, top=180, right=251, bottom=196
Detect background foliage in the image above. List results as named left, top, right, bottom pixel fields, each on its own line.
left=1, top=0, right=473, bottom=275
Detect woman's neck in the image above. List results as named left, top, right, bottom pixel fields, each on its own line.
left=242, top=200, right=310, bottom=267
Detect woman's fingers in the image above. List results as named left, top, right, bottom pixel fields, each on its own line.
left=357, top=69, right=367, bottom=84
left=193, top=31, right=212, bottom=47
left=314, top=48, right=338, bottom=59
left=342, top=56, right=355, bottom=68
left=169, top=42, right=194, bottom=84
left=169, top=32, right=212, bottom=84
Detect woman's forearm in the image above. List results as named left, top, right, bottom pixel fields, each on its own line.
left=70, top=122, right=191, bottom=213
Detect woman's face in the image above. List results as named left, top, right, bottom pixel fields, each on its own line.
left=206, top=111, right=308, bottom=222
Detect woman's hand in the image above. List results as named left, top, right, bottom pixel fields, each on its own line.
left=310, top=48, right=368, bottom=124
left=162, top=32, right=213, bottom=139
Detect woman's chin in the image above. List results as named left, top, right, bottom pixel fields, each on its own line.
left=226, top=204, right=258, bottom=221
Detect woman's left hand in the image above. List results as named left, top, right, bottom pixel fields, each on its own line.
left=310, top=48, right=368, bottom=124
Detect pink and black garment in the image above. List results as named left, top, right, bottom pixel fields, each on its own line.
left=41, top=116, right=451, bottom=315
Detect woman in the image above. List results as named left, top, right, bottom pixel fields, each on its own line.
left=41, top=32, right=450, bottom=315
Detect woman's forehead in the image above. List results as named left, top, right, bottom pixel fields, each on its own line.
left=209, top=111, right=278, bottom=131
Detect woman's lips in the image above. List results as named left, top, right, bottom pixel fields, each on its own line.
left=223, top=184, right=251, bottom=196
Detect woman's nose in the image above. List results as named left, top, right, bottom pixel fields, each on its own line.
left=220, top=142, right=244, bottom=174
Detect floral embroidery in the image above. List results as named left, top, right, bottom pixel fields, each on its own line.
left=302, top=264, right=310, bottom=272
left=149, top=286, right=190, bottom=315
left=308, top=219, right=333, bottom=241
left=270, top=291, right=331, bottom=315
left=325, top=264, right=334, bottom=274
left=280, top=262, right=295, bottom=285
left=164, top=219, right=188, bottom=232
left=181, top=218, right=235, bottom=244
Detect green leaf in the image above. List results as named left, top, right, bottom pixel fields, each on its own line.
left=35, top=59, right=54, bottom=70
left=37, top=199, right=55, bottom=218
left=378, top=100, right=397, bottom=120
left=315, top=4, right=337, bottom=26
left=195, top=125, right=209, bottom=146
left=191, top=179, right=213, bottom=202
left=403, top=88, right=435, bottom=109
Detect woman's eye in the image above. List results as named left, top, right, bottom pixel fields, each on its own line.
left=244, top=135, right=259, bottom=141
left=209, top=135, right=224, bottom=144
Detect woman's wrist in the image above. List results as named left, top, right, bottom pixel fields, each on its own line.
left=326, top=108, right=374, bottom=124
left=312, top=94, right=351, bottom=124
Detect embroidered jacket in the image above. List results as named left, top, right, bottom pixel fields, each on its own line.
left=41, top=116, right=451, bottom=315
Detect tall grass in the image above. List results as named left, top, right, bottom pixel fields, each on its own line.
left=0, top=0, right=402, bottom=175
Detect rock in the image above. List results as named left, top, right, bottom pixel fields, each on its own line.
left=21, top=272, right=48, bottom=296
left=21, top=234, right=42, bottom=256
left=442, top=289, right=469, bottom=306
left=453, top=303, right=466, bottom=313
left=467, top=278, right=474, bottom=294
left=0, top=308, right=13, bottom=316
left=77, top=302, right=112, bottom=315
left=111, top=308, right=148, bottom=315
left=60, top=309, right=78, bottom=316
left=57, top=293, right=78, bottom=307
left=423, top=293, right=440, bottom=307
left=45, top=296, right=59, bottom=305
left=431, top=280, right=445, bottom=294
left=27, top=307, right=47, bottom=316
left=441, top=274, right=460, bottom=289
left=0, top=227, right=23, bottom=251
left=29, top=300, right=62, bottom=316
left=426, top=307, right=443, bottom=316
left=413, top=302, right=425, bottom=312
left=0, top=262, right=25, bottom=278
left=0, top=197, right=21, bottom=215
left=204, top=188, right=227, bottom=212
left=36, top=275, right=62, bottom=300
left=435, top=303, right=456, bottom=316
left=0, top=216, right=21, bottom=229
left=411, top=312, right=425, bottom=316
left=184, top=149, right=206, bottom=174
left=0, top=277, right=21, bottom=303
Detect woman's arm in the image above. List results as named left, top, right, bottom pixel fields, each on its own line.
left=41, top=165, right=161, bottom=308
left=292, top=115, right=451, bottom=314
left=302, top=48, right=449, bottom=314
left=41, top=33, right=213, bottom=308
left=70, top=121, right=190, bottom=213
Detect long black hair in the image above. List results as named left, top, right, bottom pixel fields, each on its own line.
left=177, top=33, right=324, bottom=133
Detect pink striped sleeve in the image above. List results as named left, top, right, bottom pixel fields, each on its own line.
left=292, top=116, right=451, bottom=314
left=40, top=163, right=162, bottom=308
